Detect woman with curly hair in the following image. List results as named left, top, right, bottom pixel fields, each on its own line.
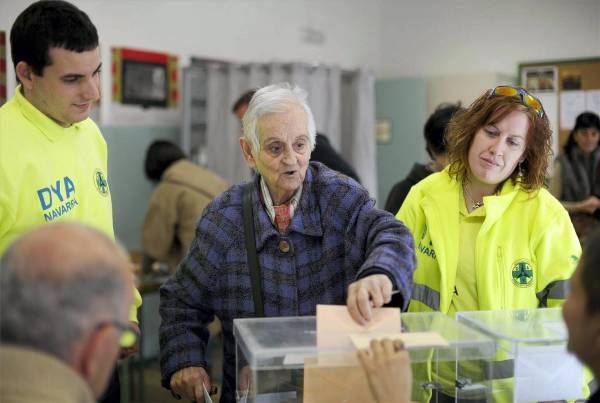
left=397, top=86, right=581, bottom=401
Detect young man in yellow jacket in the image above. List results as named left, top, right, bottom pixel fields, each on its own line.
left=0, top=2, right=142, bottom=402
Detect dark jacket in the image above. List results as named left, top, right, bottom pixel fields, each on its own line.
left=384, top=163, right=432, bottom=214
left=558, top=147, right=600, bottom=202
left=311, top=133, right=360, bottom=183
left=159, top=162, right=415, bottom=402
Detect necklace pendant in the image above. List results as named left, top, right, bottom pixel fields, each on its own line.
left=472, top=201, right=483, bottom=210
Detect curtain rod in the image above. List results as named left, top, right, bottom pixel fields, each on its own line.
left=189, top=57, right=358, bottom=75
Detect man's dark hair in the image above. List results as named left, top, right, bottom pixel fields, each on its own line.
left=232, top=89, right=257, bottom=113
left=582, top=228, right=600, bottom=315
left=424, top=103, right=462, bottom=157
left=144, top=140, right=186, bottom=181
left=10, top=0, right=99, bottom=75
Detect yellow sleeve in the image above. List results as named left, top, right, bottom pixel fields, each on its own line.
left=535, top=205, right=581, bottom=307
left=397, top=185, right=419, bottom=234
left=128, top=287, right=143, bottom=323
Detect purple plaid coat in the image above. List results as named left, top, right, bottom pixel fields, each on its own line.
left=159, top=162, right=415, bottom=402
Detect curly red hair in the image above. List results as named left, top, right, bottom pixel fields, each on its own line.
left=446, top=89, right=552, bottom=192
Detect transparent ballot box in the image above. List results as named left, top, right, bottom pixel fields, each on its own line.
left=456, top=308, right=585, bottom=402
left=233, top=312, right=495, bottom=402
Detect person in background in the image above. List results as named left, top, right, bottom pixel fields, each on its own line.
left=398, top=85, right=580, bottom=401
left=0, top=2, right=142, bottom=402
left=0, top=223, right=137, bottom=403
left=142, top=140, right=229, bottom=273
left=550, top=111, right=600, bottom=241
left=563, top=227, right=600, bottom=402
left=384, top=103, right=462, bottom=214
left=232, top=89, right=361, bottom=183
left=160, top=83, right=415, bottom=402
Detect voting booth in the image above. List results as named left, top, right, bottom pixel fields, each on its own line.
left=233, top=308, right=496, bottom=402
left=456, top=307, right=585, bottom=402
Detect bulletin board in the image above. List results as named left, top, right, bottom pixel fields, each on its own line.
left=519, top=58, right=600, bottom=149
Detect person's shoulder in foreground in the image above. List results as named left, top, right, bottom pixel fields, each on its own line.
left=0, top=222, right=135, bottom=403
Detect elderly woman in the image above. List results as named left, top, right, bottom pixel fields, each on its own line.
left=159, top=83, right=415, bottom=402
left=550, top=111, right=600, bottom=240
left=398, top=86, right=580, bottom=401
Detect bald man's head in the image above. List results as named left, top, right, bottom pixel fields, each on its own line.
left=0, top=222, right=133, bottom=396
left=5, top=222, right=129, bottom=285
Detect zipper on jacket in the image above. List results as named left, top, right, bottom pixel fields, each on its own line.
left=497, top=246, right=506, bottom=309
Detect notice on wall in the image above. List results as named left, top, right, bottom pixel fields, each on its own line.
left=586, top=90, right=600, bottom=117
left=560, top=91, right=586, bottom=130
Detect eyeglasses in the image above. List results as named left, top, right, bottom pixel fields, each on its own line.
left=489, top=85, right=545, bottom=118
left=95, top=320, right=139, bottom=348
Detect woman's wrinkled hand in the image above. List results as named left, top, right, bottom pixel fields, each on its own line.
left=347, top=274, right=393, bottom=325
left=169, top=366, right=211, bottom=402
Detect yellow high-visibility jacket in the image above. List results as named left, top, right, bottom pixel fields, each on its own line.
left=398, top=170, right=583, bottom=401
left=398, top=169, right=580, bottom=314
left=0, top=86, right=142, bottom=324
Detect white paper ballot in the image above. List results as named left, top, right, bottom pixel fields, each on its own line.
left=349, top=331, right=449, bottom=350
left=316, top=304, right=401, bottom=348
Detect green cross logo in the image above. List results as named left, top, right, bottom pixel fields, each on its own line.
left=511, top=260, right=534, bottom=288
left=94, top=169, right=109, bottom=196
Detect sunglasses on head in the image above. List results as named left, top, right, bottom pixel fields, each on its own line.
left=489, top=86, right=545, bottom=118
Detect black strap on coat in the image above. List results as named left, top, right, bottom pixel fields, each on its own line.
left=242, top=184, right=264, bottom=317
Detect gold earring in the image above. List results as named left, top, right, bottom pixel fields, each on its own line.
left=518, top=162, right=523, bottom=176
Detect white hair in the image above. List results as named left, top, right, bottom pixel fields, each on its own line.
left=242, top=82, right=317, bottom=154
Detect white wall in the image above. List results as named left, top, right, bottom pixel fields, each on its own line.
left=2, top=0, right=600, bottom=126
left=426, top=72, right=516, bottom=113
left=2, top=0, right=599, bottom=94
left=379, top=0, right=600, bottom=78
left=0, top=0, right=382, bottom=106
